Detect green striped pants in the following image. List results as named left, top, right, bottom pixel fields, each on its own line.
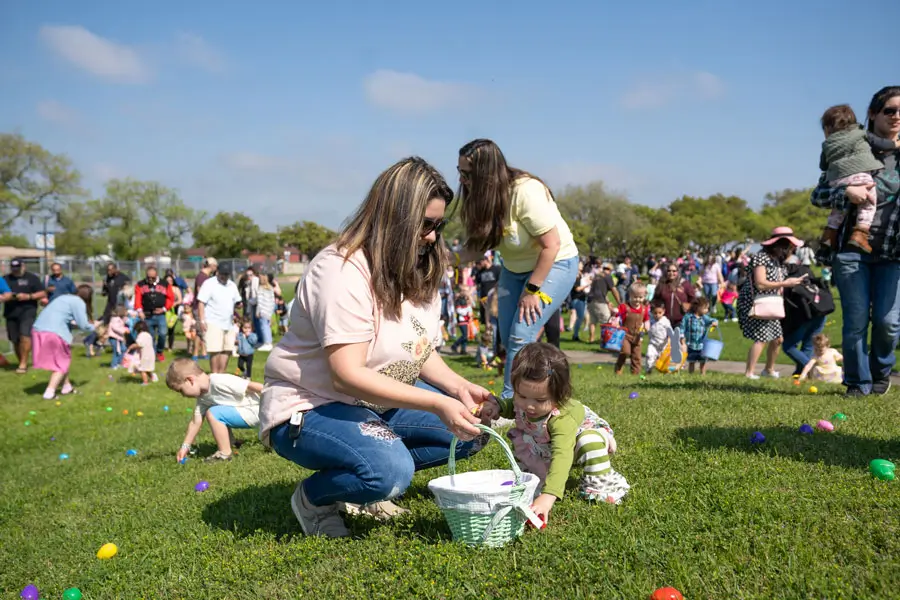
left=575, top=429, right=612, bottom=475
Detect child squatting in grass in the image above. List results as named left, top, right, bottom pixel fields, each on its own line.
left=166, top=357, right=262, bottom=463
left=477, top=342, right=630, bottom=523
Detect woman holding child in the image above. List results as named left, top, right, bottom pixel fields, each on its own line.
left=454, top=139, right=579, bottom=400
left=262, top=157, right=489, bottom=538
left=810, top=86, right=900, bottom=397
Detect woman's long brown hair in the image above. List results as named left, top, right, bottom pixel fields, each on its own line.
left=336, top=157, right=453, bottom=320
left=457, top=138, right=553, bottom=252
left=76, top=284, right=94, bottom=321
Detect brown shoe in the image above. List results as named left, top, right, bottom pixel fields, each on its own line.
left=848, top=227, right=872, bottom=253
left=820, top=228, right=839, bottom=248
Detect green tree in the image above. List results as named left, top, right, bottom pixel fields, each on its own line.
left=91, top=179, right=200, bottom=260
left=555, top=181, right=648, bottom=257
left=664, top=194, right=758, bottom=256
left=277, top=220, right=336, bottom=258
left=193, top=211, right=278, bottom=258
left=0, top=133, right=84, bottom=231
left=55, top=201, right=108, bottom=257
left=0, top=231, right=29, bottom=247
left=759, top=188, right=822, bottom=244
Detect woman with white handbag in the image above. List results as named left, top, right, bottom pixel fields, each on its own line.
left=738, top=227, right=809, bottom=379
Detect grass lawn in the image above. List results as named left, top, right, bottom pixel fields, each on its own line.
left=2, top=347, right=900, bottom=599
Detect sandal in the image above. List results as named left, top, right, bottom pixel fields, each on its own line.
left=15, top=367, right=27, bottom=374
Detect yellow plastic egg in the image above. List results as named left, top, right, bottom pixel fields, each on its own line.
left=55, top=401, right=62, bottom=406
left=809, top=386, right=818, bottom=394
left=105, top=391, right=111, bottom=396
left=96, top=542, right=118, bottom=559
left=136, top=411, right=144, bottom=417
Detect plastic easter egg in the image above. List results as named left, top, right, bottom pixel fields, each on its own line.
left=24, top=420, right=31, bottom=426
left=629, top=392, right=639, bottom=399
left=792, top=379, right=800, bottom=386
left=870, top=459, right=896, bottom=481
left=105, top=407, right=112, bottom=412
left=488, top=380, right=495, bottom=385
left=126, top=449, right=138, bottom=456
left=798, top=424, right=814, bottom=435
left=195, top=480, right=210, bottom=492
left=62, top=587, right=83, bottom=600
left=186, top=408, right=192, bottom=413
left=816, top=420, right=834, bottom=432
left=122, top=409, right=128, bottom=415
left=809, top=386, right=818, bottom=394
left=163, top=405, right=169, bottom=412
left=179, top=457, right=188, bottom=464
left=50, top=436, right=55, bottom=441
left=28, top=410, right=37, bottom=416
left=20, top=584, right=39, bottom=600
left=650, top=588, right=684, bottom=600
left=105, top=391, right=111, bottom=396
left=750, top=431, right=766, bottom=444
left=640, top=375, right=646, bottom=380
left=96, top=542, right=118, bottom=559
left=832, top=412, right=847, bottom=422
left=501, top=480, right=514, bottom=486
left=59, top=453, right=69, bottom=460
left=136, top=411, right=144, bottom=417
left=55, top=401, right=62, bottom=406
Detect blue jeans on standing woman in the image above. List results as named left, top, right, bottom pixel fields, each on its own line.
left=258, top=316, right=273, bottom=346
left=782, top=315, right=826, bottom=375
left=570, top=297, right=587, bottom=340
left=703, top=283, right=719, bottom=312
left=145, top=313, right=168, bottom=354
left=109, top=338, right=125, bottom=368
left=269, top=381, right=485, bottom=506
left=497, top=256, right=578, bottom=399
left=451, top=324, right=469, bottom=354
left=833, top=252, right=900, bottom=394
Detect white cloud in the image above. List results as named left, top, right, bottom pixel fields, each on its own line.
left=621, top=70, right=725, bottom=110
left=363, top=70, right=479, bottom=114
left=36, top=100, right=79, bottom=127
left=175, top=32, right=226, bottom=74
left=39, top=25, right=150, bottom=84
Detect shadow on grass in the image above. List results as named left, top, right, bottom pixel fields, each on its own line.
left=22, top=380, right=89, bottom=395
left=202, top=482, right=454, bottom=543
left=675, top=425, right=900, bottom=468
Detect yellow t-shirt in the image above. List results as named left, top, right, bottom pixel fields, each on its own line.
left=496, top=177, right=578, bottom=273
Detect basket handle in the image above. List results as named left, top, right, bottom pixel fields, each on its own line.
left=448, top=424, right=523, bottom=484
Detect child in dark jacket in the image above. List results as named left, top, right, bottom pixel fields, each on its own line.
left=236, top=318, right=258, bottom=379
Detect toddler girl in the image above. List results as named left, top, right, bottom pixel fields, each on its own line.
left=799, top=333, right=843, bottom=384
left=645, top=299, right=674, bottom=374
left=720, top=282, right=738, bottom=322
left=478, top=342, right=630, bottom=523
left=127, top=320, right=158, bottom=385
left=108, top=306, right=129, bottom=369
left=182, top=305, right=197, bottom=358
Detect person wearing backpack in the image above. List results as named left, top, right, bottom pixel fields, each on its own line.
left=781, top=262, right=835, bottom=376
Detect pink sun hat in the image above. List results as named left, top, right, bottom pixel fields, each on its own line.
left=761, top=226, right=804, bottom=247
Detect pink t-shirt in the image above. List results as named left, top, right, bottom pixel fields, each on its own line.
left=259, top=245, right=442, bottom=446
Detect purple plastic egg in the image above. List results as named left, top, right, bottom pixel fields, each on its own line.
left=21, top=584, right=39, bottom=600
left=501, top=480, right=514, bottom=486
left=628, top=392, right=639, bottom=399
left=750, top=431, right=766, bottom=444
left=799, top=424, right=814, bottom=435
left=194, top=480, right=210, bottom=492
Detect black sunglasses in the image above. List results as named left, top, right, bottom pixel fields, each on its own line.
left=883, top=107, right=900, bottom=117
left=422, top=217, right=447, bottom=236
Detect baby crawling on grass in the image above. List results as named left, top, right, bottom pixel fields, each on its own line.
left=477, top=342, right=630, bottom=524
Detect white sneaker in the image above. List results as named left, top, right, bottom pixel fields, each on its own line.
left=745, top=373, right=760, bottom=380
left=257, top=344, right=273, bottom=352
left=290, top=483, right=350, bottom=538
left=338, top=500, right=409, bottom=521
left=761, top=370, right=780, bottom=379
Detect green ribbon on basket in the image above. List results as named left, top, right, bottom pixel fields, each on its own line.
left=448, top=424, right=544, bottom=542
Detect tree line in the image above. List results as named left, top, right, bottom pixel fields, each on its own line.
left=2, top=132, right=824, bottom=262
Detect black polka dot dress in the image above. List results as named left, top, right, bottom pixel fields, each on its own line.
left=738, top=252, right=785, bottom=343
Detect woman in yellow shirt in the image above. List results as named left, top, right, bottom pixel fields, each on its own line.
left=456, top=138, right=579, bottom=400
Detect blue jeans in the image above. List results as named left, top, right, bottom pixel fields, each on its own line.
left=570, top=298, right=587, bottom=340
left=833, top=252, right=900, bottom=393
left=145, top=313, right=167, bottom=354
left=258, top=316, right=273, bottom=346
left=109, top=339, right=125, bottom=368
left=723, top=303, right=735, bottom=320
left=497, top=256, right=578, bottom=398
left=269, top=381, right=485, bottom=506
left=782, top=316, right=826, bottom=375
left=208, top=405, right=252, bottom=428
left=451, top=324, right=468, bottom=354
left=703, top=283, right=719, bottom=310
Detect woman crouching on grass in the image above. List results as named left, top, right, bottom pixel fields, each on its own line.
left=32, top=284, right=101, bottom=399
left=261, top=157, right=492, bottom=538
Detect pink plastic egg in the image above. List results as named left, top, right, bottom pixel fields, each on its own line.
left=816, top=419, right=834, bottom=432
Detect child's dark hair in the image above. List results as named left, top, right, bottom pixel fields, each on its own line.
left=455, top=295, right=469, bottom=306
left=133, top=320, right=149, bottom=334
left=821, top=104, right=858, bottom=133
left=650, top=298, right=666, bottom=311
left=114, top=305, right=127, bottom=318
left=690, top=297, right=710, bottom=312
left=510, top=342, right=572, bottom=406
left=241, top=317, right=253, bottom=328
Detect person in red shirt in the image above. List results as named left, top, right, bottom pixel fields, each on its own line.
left=134, top=265, right=175, bottom=362
left=613, top=281, right=650, bottom=375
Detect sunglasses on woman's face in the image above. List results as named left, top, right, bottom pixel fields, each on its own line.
left=883, top=107, right=900, bottom=117
left=422, top=217, right=448, bottom=236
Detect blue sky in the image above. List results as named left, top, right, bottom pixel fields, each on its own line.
left=2, top=0, right=897, bottom=236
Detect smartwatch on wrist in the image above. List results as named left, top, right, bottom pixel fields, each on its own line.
left=525, top=282, right=541, bottom=294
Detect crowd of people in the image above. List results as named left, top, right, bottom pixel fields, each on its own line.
left=2, top=84, right=898, bottom=538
